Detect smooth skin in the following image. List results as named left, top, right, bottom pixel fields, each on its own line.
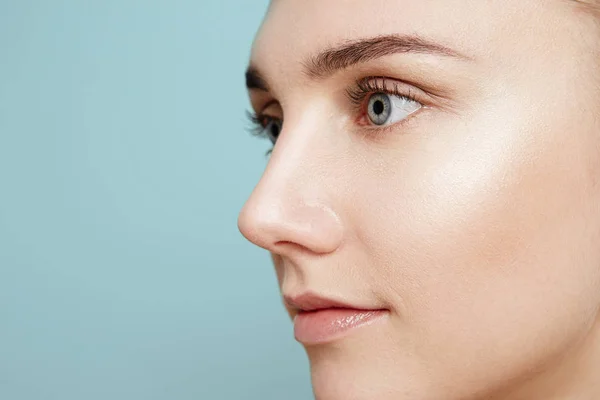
left=238, top=1, right=600, bottom=399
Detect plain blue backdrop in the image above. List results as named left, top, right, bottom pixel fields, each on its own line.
left=0, top=1, right=313, bottom=399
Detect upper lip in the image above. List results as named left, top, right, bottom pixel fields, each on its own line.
left=284, top=291, right=376, bottom=312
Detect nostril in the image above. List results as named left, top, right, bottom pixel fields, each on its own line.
left=272, top=240, right=308, bottom=252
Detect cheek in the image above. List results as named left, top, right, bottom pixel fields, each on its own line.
left=349, top=93, right=600, bottom=382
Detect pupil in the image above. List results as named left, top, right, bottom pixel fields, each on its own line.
left=270, top=123, right=279, bottom=137
left=373, top=100, right=384, bottom=115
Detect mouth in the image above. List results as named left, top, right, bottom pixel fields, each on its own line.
left=284, top=292, right=388, bottom=345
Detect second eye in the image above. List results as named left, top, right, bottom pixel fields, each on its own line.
left=366, top=93, right=422, bottom=126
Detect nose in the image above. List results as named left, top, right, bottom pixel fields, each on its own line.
left=237, top=135, right=344, bottom=256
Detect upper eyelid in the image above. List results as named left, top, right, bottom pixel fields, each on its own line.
left=249, top=76, right=440, bottom=122
left=252, top=99, right=283, bottom=118
left=353, top=78, right=464, bottom=119
left=347, top=77, right=428, bottom=106
left=251, top=75, right=424, bottom=106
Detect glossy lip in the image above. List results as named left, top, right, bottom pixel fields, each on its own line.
left=284, top=291, right=389, bottom=345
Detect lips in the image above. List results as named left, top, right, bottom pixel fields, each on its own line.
left=284, top=292, right=388, bottom=345
left=284, top=292, right=370, bottom=312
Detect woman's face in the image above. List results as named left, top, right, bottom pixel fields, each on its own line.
left=239, top=1, right=600, bottom=399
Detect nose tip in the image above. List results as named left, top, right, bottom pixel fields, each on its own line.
left=238, top=194, right=343, bottom=255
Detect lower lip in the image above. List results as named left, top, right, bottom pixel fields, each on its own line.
left=294, top=308, right=387, bottom=345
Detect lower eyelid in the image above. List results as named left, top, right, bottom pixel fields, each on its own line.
left=355, top=104, right=428, bottom=133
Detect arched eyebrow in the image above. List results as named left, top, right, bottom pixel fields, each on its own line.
left=303, top=34, right=471, bottom=79
left=245, top=34, right=471, bottom=91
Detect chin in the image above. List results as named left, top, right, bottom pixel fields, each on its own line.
left=305, top=339, right=431, bottom=400
left=304, top=337, right=523, bottom=400
left=309, top=363, right=426, bottom=400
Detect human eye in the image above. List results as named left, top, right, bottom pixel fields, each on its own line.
left=246, top=111, right=282, bottom=145
left=346, top=77, right=424, bottom=130
left=246, top=100, right=283, bottom=156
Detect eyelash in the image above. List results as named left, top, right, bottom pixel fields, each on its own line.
left=347, top=76, right=422, bottom=135
left=246, top=110, right=276, bottom=156
left=346, top=76, right=417, bottom=109
left=247, top=76, right=422, bottom=149
left=246, top=110, right=271, bottom=138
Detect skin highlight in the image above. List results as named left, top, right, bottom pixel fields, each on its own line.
left=239, top=1, right=600, bottom=399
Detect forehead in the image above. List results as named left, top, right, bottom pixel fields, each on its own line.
left=250, top=0, right=571, bottom=76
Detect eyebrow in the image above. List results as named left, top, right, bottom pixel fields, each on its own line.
left=305, top=34, right=470, bottom=79
left=245, top=34, right=470, bottom=91
left=245, top=66, right=269, bottom=91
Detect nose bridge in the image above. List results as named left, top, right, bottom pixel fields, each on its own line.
left=238, top=111, right=344, bottom=255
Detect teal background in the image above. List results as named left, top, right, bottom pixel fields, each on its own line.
left=0, top=1, right=312, bottom=399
